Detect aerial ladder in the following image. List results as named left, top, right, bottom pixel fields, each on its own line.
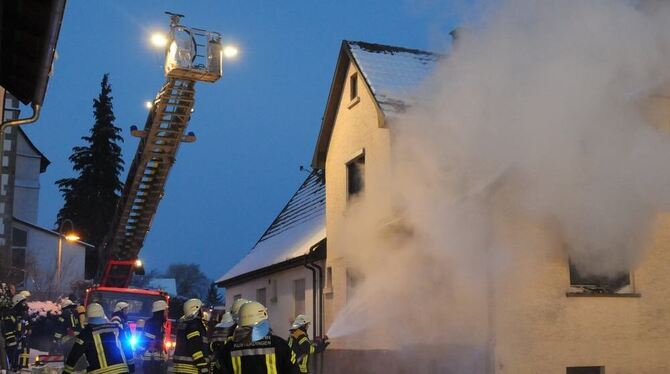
left=96, top=13, right=223, bottom=288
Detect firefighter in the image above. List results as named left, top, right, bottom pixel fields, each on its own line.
left=208, top=312, right=234, bottom=356
left=229, top=299, right=249, bottom=325
left=287, top=315, right=329, bottom=374
left=63, top=303, right=135, bottom=374
left=213, top=301, right=299, bottom=374
left=142, top=300, right=169, bottom=374
left=3, top=293, right=27, bottom=371
left=171, top=298, right=209, bottom=374
left=112, top=301, right=135, bottom=369
left=16, top=291, right=32, bottom=370
left=52, top=298, right=82, bottom=355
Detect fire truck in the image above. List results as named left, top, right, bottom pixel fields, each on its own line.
left=84, top=12, right=223, bottom=353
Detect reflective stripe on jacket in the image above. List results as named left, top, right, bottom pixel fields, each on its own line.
left=63, top=323, right=131, bottom=374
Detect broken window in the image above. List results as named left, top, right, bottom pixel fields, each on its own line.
left=347, top=154, right=365, bottom=197
left=566, top=366, right=604, bottom=374
left=569, top=260, right=630, bottom=293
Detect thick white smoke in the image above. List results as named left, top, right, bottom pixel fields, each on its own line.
left=327, top=0, right=670, bottom=371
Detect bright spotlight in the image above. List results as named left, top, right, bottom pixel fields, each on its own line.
left=223, top=45, right=239, bottom=59
left=145, top=101, right=153, bottom=109
left=150, top=33, right=169, bottom=48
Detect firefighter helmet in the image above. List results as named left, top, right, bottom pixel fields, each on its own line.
left=152, top=300, right=168, bottom=312
left=18, top=290, right=31, bottom=298
left=86, top=303, right=105, bottom=318
left=114, top=301, right=130, bottom=313
left=60, top=298, right=74, bottom=308
left=238, top=301, right=268, bottom=327
left=291, top=314, right=309, bottom=330
left=216, top=311, right=234, bottom=328
left=230, top=298, right=249, bottom=322
left=183, top=298, right=203, bottom=317
left=11, top=294, right=26, bottom=307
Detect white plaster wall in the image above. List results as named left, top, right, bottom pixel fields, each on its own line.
left=224, top=264, right=320, bottom=341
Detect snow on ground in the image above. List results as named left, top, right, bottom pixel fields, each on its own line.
left=28, top=301, right=60, bottom=317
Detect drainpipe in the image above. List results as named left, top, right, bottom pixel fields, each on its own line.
left=304, top=259, right=318, bottom=339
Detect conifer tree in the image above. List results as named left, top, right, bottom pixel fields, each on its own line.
left=56, top=74, right=124, bottom=250
left=206, top=282, right=223, bottom=307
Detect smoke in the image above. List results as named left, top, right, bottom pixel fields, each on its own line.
left=327, top=0, right=670, bottom=372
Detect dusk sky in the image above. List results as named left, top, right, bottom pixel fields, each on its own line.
left=25, top=1, right=465, bottom=280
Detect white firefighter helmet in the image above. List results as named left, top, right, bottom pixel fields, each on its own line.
left=86, top=303, right=105, bottom=319
left=216, top=311, right=234, bottom=329
left=18, top=290, right=31, bottom=298
left=60, top=298, right=74, bottom=308
left=230, top=298, right=250, bottom=322
left=238, top=301, right=268, bottom=327
left=291, top=314, right=309, bottom=330
left=152, top=300, right=168, bottom=312
left=114, top=301, right=130, bottom=313
left=11, top=294, right=26, bottom=307
left=183, top=298, right=203, bottom=317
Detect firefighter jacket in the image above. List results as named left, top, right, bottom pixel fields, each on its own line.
left=54, top=305, right=82, bottom=341
left=63, top=322, right=134, bottom=374
left=142, top=313, right=167, bottom=362
left=2, top=310, right=19, bottom=349
left=287, top=330, right=314, bottom=374
left=111, top=311, right=135, bottom=367
left=209, top=324, right=234, bottom=355
left=172, top=315, right=209, bottom=374
left=214, top=333, right=299, bottom=374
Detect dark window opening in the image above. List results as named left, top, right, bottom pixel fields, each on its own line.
left=350, top=73, right=358, bottom=101
left=347, top=154, right=365, bottom=197
left=256, top=287, right=267, bottom=306
left=566, top=366, right=604, bottom=374
left=11, top=248, right=25, bottom=268
left=12, top=228, right=27, bottom=247
left=569, top=260, right=629, bottom=293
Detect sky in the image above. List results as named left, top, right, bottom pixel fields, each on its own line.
left=24, top=1, right=465, bottom=280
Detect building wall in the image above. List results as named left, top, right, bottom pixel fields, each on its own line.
left=13, top=221, right=87, bottom=299
left=13, top=130, right=42, bottom=223
left=224, top=264, right=320, bottom=341
left=323, top=61, right=393, bottom=348
left=319, top=62, right=670, bottom=372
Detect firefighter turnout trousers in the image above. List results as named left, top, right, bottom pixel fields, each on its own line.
left=2, top=313, right=18, bottom=370
left=214, top=334, right=299, bottom=374
left=171, top=317, right=208, bottom=374
left=142, top=316, right=167, bottom=374
left=63, top=323, right=133, bottom=374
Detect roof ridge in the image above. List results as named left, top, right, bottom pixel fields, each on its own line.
left=345, top=40, right=438, bottom=56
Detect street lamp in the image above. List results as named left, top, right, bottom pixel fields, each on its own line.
left=57, top=219, right=80, bottom=294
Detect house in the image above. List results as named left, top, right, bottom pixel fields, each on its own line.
left=1, top=93, right=90, bottom=298
left=217, top=171, right=326, bottom=340
left=312, top=39, right=670, bottom=373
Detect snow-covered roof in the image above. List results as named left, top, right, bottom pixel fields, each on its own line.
left=347, top=41, right=440, bottom=115
left=312, top=40, right=441, bottom=169
left=217, top=171, right=325, bottom=285
left=148, top=278, right=177, bottom=296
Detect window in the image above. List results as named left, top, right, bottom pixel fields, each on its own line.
left=350, top=73, right=358, bottom=101
left=347, top=154, right=365, bottom=197
left=293, top=279, right=305, bottom=316
left=325, top=266, right=333, bottom=293
left=569, top=260, right=629, bottom=293
left=566, top=367, right=604, bottom=374
left=11, top=228, right=27, bottom=269
left=256, top=288, right=267, bottom=306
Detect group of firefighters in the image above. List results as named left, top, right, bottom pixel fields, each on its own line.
left=12, top=296, right=329, bottom=374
